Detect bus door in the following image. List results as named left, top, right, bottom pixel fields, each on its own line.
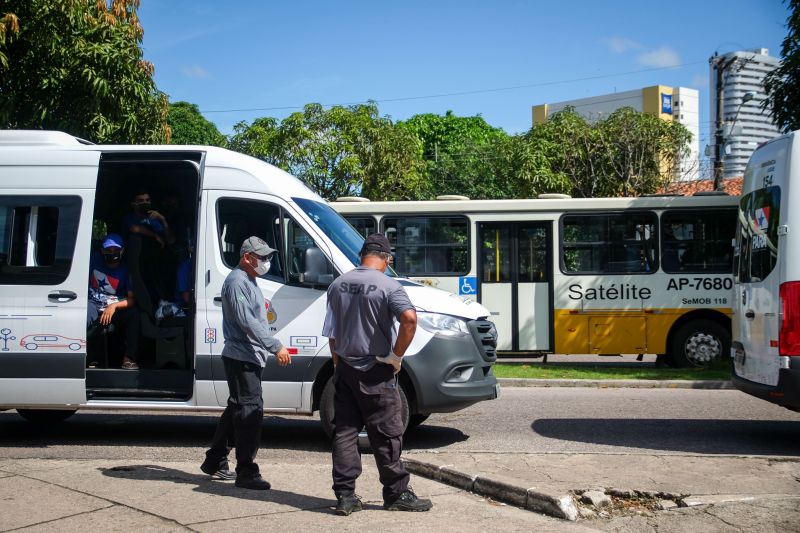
left=478, top=222, right=552, bottom=351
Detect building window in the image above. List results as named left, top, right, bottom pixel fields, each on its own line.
left=0, top=196, right=82, bottom=285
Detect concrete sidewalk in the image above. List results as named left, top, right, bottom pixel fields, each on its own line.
left=403, top=451, right=800, bottom=522
left=0, top=458, right=593, bottom=532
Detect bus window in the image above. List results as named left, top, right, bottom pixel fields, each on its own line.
left=343, top=216, right=376, bottom=239
left=480, top=226, right=511, bottom=282
left=661, top=209, right=736, bottom=273
left=382, top=216, right=469, bottom=275
left=518, top=226, right=548, bottom=282
left=561, top=212, right=657, bottom=274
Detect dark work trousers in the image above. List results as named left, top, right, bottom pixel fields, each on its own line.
left=86, top=300, right=140, bottom=360
left=205, top=356, right=265, bottom=478
left=332, top=361, right=409, bottom=502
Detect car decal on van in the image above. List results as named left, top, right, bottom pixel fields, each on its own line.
left=19, top=334, right=86, bottom=351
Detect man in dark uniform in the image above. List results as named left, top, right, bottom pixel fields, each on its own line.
left=322, top=233, right=433, bottom=515
left=201, top=236, right=291, bottom=490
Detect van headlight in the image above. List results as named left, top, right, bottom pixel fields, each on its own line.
left=417, top=312, right=471, bottom=337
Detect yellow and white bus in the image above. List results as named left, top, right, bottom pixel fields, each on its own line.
left=333, top=193, right=739, bottom=366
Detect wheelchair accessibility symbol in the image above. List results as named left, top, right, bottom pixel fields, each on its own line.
left=459, top=276, right=477, bottom=295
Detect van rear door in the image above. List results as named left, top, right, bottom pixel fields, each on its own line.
left=0, top=150, right=98, bottom=407
left=733, top=138, right=788, bottom=386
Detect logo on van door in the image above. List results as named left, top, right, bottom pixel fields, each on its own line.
left=265, top=299, right=278, bottom=324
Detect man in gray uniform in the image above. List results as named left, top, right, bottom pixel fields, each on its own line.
left=322, top=233, right=433, bottom=515
left=201, top=236, right=291, bottom=490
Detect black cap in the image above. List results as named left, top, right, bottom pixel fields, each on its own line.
left=361, top=233, right=392, bottom=254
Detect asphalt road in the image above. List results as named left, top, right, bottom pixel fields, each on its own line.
left=1, top=387, right=798, bottom=461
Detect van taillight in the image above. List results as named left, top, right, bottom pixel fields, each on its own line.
left=780, top=281, right=800, bottom=356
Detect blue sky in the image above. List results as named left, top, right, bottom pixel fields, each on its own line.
left=138, top=0, right=788, bottom=150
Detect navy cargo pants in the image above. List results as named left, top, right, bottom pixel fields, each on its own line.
left=331, top=361, right=409, bottom=502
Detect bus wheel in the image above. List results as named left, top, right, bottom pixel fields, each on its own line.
left=17, top=409, right=76, bottom=424
left=318, top=376, right=410, bottom=439
left=669, top=320, right=730, bottom=368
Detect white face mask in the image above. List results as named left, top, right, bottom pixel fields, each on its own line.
left=254, top=258, right=270, bottom=276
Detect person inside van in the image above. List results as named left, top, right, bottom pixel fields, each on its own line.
left=87, top=234, right=140, bottom=370
left=124, top=188, right=175, bottom=248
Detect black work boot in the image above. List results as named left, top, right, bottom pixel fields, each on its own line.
left=235, top=474, right=271, bottom=490
left=334, top=493, right=363, bottom=516
left=384, top=487, right=433, bottom=512
left=200, top=460, right=236, bottom=480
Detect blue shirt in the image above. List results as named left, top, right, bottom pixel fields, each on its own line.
left=123, top=212, right=166, bottom=235
left=175, top=258, right=192, bottom=304
left=88, top=253, right=131, bottom=308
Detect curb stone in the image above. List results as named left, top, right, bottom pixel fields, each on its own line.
left=403, top=457, right=579, bottom=521
left=497, top=378, right=734, bottom=389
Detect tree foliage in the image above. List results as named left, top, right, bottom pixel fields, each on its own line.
left=168, top=101, right=226, bottom=146
left=0, top=0, right=168, bottom=143
left=522, top=107, right=691, bottom=197
left=230, top=103, right=425, bottom=201
left=399, top=111, right=514, bottom=199
left=764, top=0, right=800, bottom=132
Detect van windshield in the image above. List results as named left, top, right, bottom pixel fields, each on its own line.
left=293, top=197, right=396, bottom=277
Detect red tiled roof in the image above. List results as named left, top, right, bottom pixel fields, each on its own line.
left=662, top=177, right=742, bottom=196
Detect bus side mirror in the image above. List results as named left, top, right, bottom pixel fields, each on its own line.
left=302, top=247, right=335, bottom=287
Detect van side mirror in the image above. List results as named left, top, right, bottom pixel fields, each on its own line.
left=301, top=247, right=335, bottom=287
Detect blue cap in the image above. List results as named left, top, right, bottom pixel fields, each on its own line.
left=102, top=233, right=124, bottom=249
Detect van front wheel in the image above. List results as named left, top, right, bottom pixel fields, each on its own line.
left=669, top=319, right=730, bottom=368
left=17, top=409, right=76, bottom=424
left=319, top=376, right=410, bottom=439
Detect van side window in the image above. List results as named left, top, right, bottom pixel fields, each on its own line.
left=216, top=199, right=283, bottom=280
left=661, top=209, right=736, bottom=273
left=0, top=196, right=82, bottom=285
left=736, top=186, right=780, bottom=283
left=285, top=217, right=336, bottom=286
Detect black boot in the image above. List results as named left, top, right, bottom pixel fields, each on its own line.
left=335, top=492, right=363, bottom=516
left=384, top=487, right=432, bottom=512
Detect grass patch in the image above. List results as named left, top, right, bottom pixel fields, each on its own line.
left=492, top=363, right=731, bottom=381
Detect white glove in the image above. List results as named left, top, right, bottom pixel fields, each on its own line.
left=376, top=351, right=402, bottom=374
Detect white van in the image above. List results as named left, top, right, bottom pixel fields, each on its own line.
left=732, top=130, right=800, bottom=411
left=0, top=130, right=499, bottom=431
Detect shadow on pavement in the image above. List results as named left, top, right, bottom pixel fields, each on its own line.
left=532, top=418, right=800, bottom=456
left=99, top=464, right=341, bottom=514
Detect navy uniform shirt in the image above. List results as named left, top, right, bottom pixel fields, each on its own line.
left=322, top=266, right=414, bottom=371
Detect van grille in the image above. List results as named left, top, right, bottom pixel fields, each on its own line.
left=468, top=319, right=498, bottom=362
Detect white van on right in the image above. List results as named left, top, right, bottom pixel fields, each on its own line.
left=732, top=129, right=800, bottom=411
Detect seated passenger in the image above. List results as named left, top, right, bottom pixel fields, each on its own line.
left=174, top=240, right=194, bottom=309
left=87, top=234, right=140, bottom=370
left=124, top=189, right=175, bottom=248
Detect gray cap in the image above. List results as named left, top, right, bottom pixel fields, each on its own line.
left=240, top=236, right=276, bottom=258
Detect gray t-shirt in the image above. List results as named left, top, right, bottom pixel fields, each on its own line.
left=221, top=267, right=283, bottom=367
left=322, top=266, right=414, bottom=371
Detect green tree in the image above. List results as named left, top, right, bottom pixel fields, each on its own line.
left=229, top=103, right=425, bottom=201
left=168, top=101, right=227, bottom=146
left=523, top=107, right=691, bottom=197
left=400, top=111, right=512, bottom=199
left=0, top=0, right=168, bottom=143
left=764, top=0, right=800, bottom=132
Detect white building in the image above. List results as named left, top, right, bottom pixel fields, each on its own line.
left=709, top=48, right=781, bottom=178
left=532, top=85, right=700, bottom=180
